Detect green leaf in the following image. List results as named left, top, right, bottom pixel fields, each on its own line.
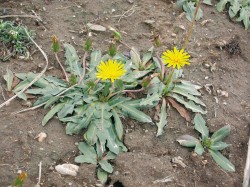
left=26, top=72, right=49, bottom=88
left=216, top=0, right=230, bottom=12
left=171, top=94, right=207, bottom=114
left=140, top=93, right=161, bottom=107
left=156, top=98, right=167, bottom=136
left=229, top=0, right=240, bottom=18
left=177, top=135, right=200, bottom=147
left=90, top=50, right=102, bottom=70
left=108, top=96, right=129, bottom=108
left=112, top=109, right=124, bottom=141
left=114, top=79, right=124, bottom=91
left=45, top=76, right=67, bottom=87
left=75, top=142, right=97, bottom=164
left=13, top=80, right=29, bottom=92
left=33, top=95, right=52, bottom=106
left=193, top=114, right=209, bottom=139
left=209, top=149, right=235, bottom=172
left=3, top=68, right=14, bottom=91
left=97, top=168, right=108, bottom=184
left=106, top=126, right=120, bottom=154
left=99, top=160, right=113, bottom=173
left=117, top=103, right=152, bottom=123
left=174, top=83, right=201, bottom=96
left=210, top=141, right=230, bottom=151
left=236, top=6, right=250, bottom=30
left=211, top=125, right=230, bottom=142
left=203, top=0, right=212, bottom=6
left=103, top=152, right=117, bottom=160
left=148, top=77, right=165, bottom=95
left=44, top=96, right=60, bottom=109
left=195, top=142, right=205, bottom=155
left=66, top=122, right=79, bottom=135
left=73, top=103, right=96, bottom=132
left=172, top=86, right=206, bottom=107
left=130, top=47, right=141, bottom=68
left=142, top=46, right=154, bottom=65
left=15, top=73, right=27, bottom=80
left=177, top=0, right=186, bottom=8
left=42, top=103, right=65, bottom=126
left=64, top=43, right=82, bottom=77
left=183, top=2, right=203, bottom=21
left=57, top=102, right=74, bottom=119
left=13, top=91, right=27, bottom=100
left=84, top=123, right=97, bottom=145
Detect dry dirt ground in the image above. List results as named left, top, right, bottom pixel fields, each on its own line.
left=0, top=0, right=250, bottom=187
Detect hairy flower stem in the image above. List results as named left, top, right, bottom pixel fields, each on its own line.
left=78, top=51, right=88, bottom=84
left=156, top=56, right=165, bottom=81
left=55, top=53, right=69, bottom=82
left=182, top=0, right=202, bottom=50
left=162, top=69, right=174, bottom=95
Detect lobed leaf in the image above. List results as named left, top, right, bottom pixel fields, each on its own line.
left=75, top=142, right=97, bottom=164
left=64, top=43, right=82, bottom=77
left=183, top=2, right=203, bottom=21
left=171, top=94, right=206, bottom=114
left=140, top=93, right=161, bottom=107
left=42, top=103, right=65, bottom=126
left=216, top=0, right=230, bottom=12
left=112, top=109, right=124, bottom=141
left=117, top=103, right=152, bottom=123
left=156, top=98, right=167, bottom=136
left=172, top=86, right=206, bottom=107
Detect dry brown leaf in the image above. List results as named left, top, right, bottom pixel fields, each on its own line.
left=167, top=97, right=191, bottom=122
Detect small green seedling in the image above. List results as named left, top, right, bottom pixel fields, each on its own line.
left=177, top=114, right=235, bottom=172
left=176, top=0, right=212, bottom=21
left=216, top=0, right=250, bottom=29
left=12, top=172, right=27, bottom=187
left=0, top=20, right=35, bottom=61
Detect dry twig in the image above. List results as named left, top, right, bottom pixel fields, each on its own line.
left=112, top=4, right=138, bottom=22
left=78, top=52, right=88, bottom=84
left=55, top=53, right=69, bottom=82
left=0, top=14, right=42, bottom=21
left=0, top=84, right=6, bottom=101
left=34, top=162, right=42, bottom=187
left=243, top=137, right=250, bottom=187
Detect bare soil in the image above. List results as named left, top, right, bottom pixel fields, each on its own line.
left=0, top=0, right=250, bottom=187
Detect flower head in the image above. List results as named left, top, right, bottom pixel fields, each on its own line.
left=52, top=35, right=59, bottom=52
left=162, top=47, right=190, bottom=69
left=96, top=59, right=126, bottom=83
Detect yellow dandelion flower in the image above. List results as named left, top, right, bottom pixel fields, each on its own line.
left=162, top=47, right=190, bottom=69
left=96, top=59, right=126, bottom=83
